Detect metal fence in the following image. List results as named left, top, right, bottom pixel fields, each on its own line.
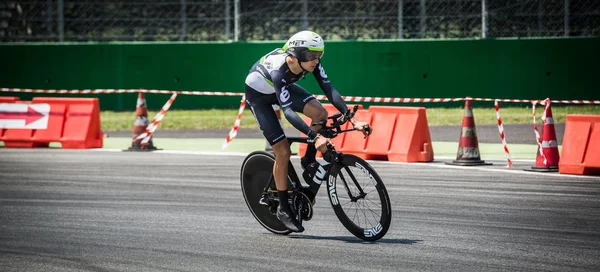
left=1, top=0, right=599, bottom=42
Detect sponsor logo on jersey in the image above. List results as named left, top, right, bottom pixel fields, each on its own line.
left=280, top=88, right=290, bottom=102
left=273, top=133, right=286, bottom=143
left=319, top=65, right=328, bottom=79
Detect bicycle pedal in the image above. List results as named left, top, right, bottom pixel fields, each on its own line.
left=258, top=196, right=270, bottom=207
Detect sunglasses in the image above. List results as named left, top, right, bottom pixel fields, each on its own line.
left=302, top=50, right=324, bottom=61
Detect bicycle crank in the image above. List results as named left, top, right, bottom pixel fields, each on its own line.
left=292, top=191, right=313, bottom=221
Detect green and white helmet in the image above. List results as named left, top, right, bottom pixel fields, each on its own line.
left=282, top=31, right=325, bottom=62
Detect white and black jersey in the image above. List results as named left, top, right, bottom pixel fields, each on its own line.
left=244, top=48, right=348, bottom=144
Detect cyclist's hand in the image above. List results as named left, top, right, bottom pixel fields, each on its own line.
left=314, top=134, right=332, bottom=153
left=352, top=120, right=372, bottom=137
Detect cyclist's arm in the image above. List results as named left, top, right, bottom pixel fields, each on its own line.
left=272, top=70, right=318, bottom=139
left=312, top=63, right=349, bottom=114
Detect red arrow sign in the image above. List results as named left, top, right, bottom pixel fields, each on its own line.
left=0, top=106, right=46, bottom=125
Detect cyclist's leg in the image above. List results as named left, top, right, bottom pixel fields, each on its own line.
left=271, top=140, right=291, bottom=192
left=302, top=99, right=328, bottom=132
left=245, top=85, right=303, bottom=232
left=287, top=84, right=328, bottom=168
left=245, top=85, right=289, bottom=191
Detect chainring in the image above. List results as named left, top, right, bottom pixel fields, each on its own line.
left=292, top=191, right=314, bottom=221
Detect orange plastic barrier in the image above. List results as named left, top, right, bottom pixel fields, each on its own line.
left=0, top=96, right=20, bottom=103
left=0, top=96, right=23, bottom=144
left=559, top=114, right=600, bottom=175
left=1, top=97, right=102, bottom=149
left=1, top=100, right=40, bottom=147
left=298, top=105, right=434, bottom=162
left=298, top=103, right=363, bottom=157
left=365, top=106, right=434, bottom=162
left=31, top=104, right=66, bottom=144
left=337, top=109, right=372, bottom=159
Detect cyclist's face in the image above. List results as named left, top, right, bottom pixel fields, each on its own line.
left=300, top=57, right=320, bottom=72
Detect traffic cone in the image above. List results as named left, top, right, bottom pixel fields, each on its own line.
left=527, top=99, right=559, bottom=172
left=445, top=99, right=492, bottom=166
left=128, top=92, right=157, bottom=151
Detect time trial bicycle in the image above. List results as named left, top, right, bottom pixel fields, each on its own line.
left=240, top=106, right=392, bottom=241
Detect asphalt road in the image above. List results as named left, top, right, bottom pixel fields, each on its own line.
left=1, top=149, right=598, bottom=272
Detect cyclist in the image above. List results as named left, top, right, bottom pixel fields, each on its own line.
left=244, top=30, right=371, bottom=232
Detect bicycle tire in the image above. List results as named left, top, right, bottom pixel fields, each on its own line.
left=240, top=151, right=291, bottom=235
left=327, top=154, right=392, bottom=241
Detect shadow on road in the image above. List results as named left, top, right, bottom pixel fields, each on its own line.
left=288, top=234, right=422, bottom=245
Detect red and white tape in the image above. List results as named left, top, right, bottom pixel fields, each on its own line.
left=467, top=97, right=600, bottom=104
left=134, top=93, right=177, bottom=147
left=531, top=99, right=550, bottom=166
left=494, top=100, right=513, bottom=168
left=1, top=88, right=244, bottom=97
left=3, top=88, right=599, bottom=105
left=313, top=95, right=466, bottom=103
left=222, top=94, right=246, bottom=149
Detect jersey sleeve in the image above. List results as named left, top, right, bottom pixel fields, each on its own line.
left=312, top=63, right=349, bottom=113
left=271, top=70, right=318, bottom=139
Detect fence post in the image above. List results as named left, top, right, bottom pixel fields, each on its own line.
left=398, top=0, right=404, bottom=39
left=538, top=0, right=544, bottom=35
left=234, top=0, right=240, bottom=41
left=180, top=0, right=187, bottom=41
left=564, top=0, right=570, bottom=36
left=481, top=0, right=487, bottom=38
left=46, top=0, right=53, bottom=35
left=419, top=0, right=426, bottom=38
left=225, top=0, right=231, bottom=40
left=301, top=0, right=308, bottom=30
left=57, top=0, right=64, bottom=42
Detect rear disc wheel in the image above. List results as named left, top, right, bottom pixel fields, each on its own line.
left=241, top=151, right=291, bottom=235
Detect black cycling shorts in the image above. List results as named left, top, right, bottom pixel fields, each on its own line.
left=245, top=84, right=316, bottom=145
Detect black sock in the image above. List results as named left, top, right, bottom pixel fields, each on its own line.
left=278, top=190, right=289, bottom=210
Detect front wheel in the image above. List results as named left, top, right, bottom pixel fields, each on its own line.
left=327, top=154, right=392, bottom=241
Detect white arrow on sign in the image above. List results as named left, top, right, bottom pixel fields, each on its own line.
left=0, top=103, right=50, bottom=129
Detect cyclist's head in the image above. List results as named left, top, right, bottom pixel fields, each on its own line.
left=283, top=31, right=324, bottom=62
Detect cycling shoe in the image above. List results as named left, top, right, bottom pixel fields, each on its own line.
left=276, top=206, right=305, bottom=233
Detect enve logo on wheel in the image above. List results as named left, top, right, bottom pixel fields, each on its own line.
left=364, top=223, right=383, bottom=238
left=328, top=175, right=338, bottom=205
left=356, top=162, right=376, bottom=184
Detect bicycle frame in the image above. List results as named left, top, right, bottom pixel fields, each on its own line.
left=264, top=131, right=366, bottom=205
left=260, top=104, right=370, bottom=208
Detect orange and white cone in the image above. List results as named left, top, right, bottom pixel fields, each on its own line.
left=445, top=99, right=492, bottom=166
left=529, top=99, right=559, bottom=172
left=128, top=92, right=157, bottom=151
